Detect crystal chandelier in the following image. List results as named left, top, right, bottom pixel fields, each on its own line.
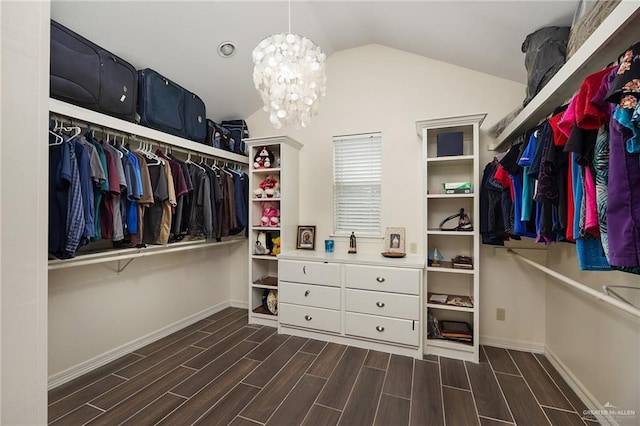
left=252, top=3, right=326, bottom=129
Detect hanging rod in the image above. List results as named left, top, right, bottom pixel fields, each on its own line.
left=506, top=248, right=640, bottom=319
left=50, top=111, right=244, bottom=168
left=48, top=238, right=245, bottom=271
left=49, top=98, right=249, bottom=165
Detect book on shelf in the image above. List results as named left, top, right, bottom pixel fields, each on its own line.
left=428, top=293, right=474, bottom=308
left=445, top=188, right=472, bottom=194
left=452, top=262, right=473, bottom=269
left=440, top=320, right=473, bottom=340
left=451, top=255, right=473, bottom=269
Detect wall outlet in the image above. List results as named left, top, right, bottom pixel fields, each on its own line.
left=496, top=308, right=506, bottom=321
left=409, top=242, right=417, bottom=254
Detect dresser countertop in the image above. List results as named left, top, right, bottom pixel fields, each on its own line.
left=278, top=250, right=425, bottom=269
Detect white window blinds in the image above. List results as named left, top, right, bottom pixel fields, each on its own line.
left=333, top=133, right=382, bottom=236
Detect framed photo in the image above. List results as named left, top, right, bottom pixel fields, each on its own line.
left=297, top=226, right=316, bottom=250
left=384, top=227, right=405, bottom=254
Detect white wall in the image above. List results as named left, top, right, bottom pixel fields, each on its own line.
left=48, top=245, right=237, bottom=378
left=1, top=1, right=50, bottom=424
left=546, top=243, right=640, bottom=423
left=229, top=240, right=250, bottom=307
left=247, top=43, right=548, bottom=347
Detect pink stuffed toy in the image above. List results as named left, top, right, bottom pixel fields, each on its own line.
left=261, top=202, right=280, bottom=227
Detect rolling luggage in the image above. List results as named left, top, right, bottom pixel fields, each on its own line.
left=137, top=68, right=207, bottom=142
left=50, top=20, right=138, bottom=121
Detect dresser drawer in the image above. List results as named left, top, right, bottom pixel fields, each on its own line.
left=345, top=312, right=419, bottom=346
left=279, top=260, right=341, bottom=287
left=279, top=303, right=341, bottom=333
left=279, top=282, right=341, bottom=310
left=345, top=289, right=419, bottom=320
left=345, top=265, right=420, bottom=295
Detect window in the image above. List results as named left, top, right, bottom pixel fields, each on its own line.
left=333, top=133, right=382, bottom=236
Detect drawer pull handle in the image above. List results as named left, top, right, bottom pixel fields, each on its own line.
left=305, top=315, right=312, bottom=321
left=303, top=266, right=307, bottom=274
left=304, top=290, right=311, bottom=297
left=376, top=277, right=385, bottom=283
left=376, top=326, right=385, bottom=332
left=376, top=301, right=385, bottom=308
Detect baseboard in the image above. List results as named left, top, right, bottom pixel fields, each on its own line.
left=229, top=299, right=248, bottom=309
left=544, top=346, right=617, bottom=426
left=480, top=335, right=545, bottom=353
left=48, top=301, right=231, bottom=390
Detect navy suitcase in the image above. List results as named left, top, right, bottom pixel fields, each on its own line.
left=221, top=120, right=249, bottom=155
left=137, top=68, right=207, bottom=142
left=50, top=20, right=138, bottom=121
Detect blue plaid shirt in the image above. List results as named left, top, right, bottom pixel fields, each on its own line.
left=64, top=135, right=85, bottom=257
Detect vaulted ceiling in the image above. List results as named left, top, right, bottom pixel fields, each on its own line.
left=51, top=0, right=578, bottom=121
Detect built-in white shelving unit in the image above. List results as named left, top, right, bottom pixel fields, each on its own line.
left=245, top=136, right=302, bottom=326
left=417, top=113, right=486, bottom=363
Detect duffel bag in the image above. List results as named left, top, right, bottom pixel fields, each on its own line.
left=206, top=119, right=233, bottom=151
left=221, top=119, right=249, bottom=155
left=50, top=20, right=138, bottom=121
left=137, top=68, right=206, bottom=143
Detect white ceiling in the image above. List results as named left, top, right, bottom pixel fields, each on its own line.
left=51, top=0, right=578, bottom=122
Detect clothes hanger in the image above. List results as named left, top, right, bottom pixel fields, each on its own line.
left=118, top=135, right=130, bottom=153
left=185, top=152, right=205, bottom=171
left=48, top=129, right=64, bottom=146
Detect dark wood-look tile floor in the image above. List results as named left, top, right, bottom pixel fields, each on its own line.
left=49, top=308, right=599, bottom=425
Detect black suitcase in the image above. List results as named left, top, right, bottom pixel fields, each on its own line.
left=137, top=68, right=207, bottom=142
left=50, top=20, right=138, bottom=121
left=221, top=119, right=249, bottom=155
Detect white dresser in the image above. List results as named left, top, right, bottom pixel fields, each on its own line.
left=277, top=251, right=425, bottom=358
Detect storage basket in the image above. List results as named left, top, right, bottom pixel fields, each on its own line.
left=567, top=0, right=621, bottom=59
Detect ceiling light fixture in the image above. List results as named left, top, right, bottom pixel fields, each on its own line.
left=252, top=0, right=326, bottom=129
left=217, top=41, right=236, bottom=58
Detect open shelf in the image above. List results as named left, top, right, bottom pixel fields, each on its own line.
left=252, top=167, right=282, bottom=174
left=426, top=193, right=474, bottom=199
left=426, top=155, right=474, bottom=165
left=426, top=265, right=475, bottom=275
left=488, top=2, right=640, bottom=151
left=251, top=255, right=278, bottom=261
left=427, top=338, right=474, bottom=352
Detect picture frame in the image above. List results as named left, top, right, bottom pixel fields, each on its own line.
left=296, top=226, right=316, bottom=250
left=384, top=227, right=406, bottom=254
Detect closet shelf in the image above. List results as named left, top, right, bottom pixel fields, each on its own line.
left=251, top=255, right=278, bottom=261
left=426, top=193, right=474, bottom=199
left=252, top=167, right=281, bottom=173
left=427, top=303, right=474, bottom=313
left=48, top=237, right=246, bottom=270
left=426, top=230, right=474, bottom=236
left=488, top=2, right=640, bottom=152
left=252, top=198, right=281, bottom=202
left=426, top=155, right=474, bottom=165
left=49, top=98, right=249, bottom=165
left=426, top=266, right=475, bottom=275
left=427, top=338, right=474, bottom=352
